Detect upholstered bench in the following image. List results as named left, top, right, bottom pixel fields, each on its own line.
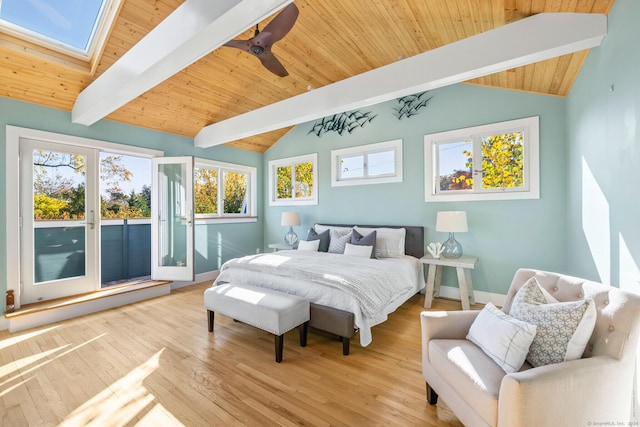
left=204, top=283, right=310, bottom=363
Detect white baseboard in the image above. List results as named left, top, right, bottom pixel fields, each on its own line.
left=170, top=270, right=219, bottom=290
left=437, top=284, right=506, bottom=307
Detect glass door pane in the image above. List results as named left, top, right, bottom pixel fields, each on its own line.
left=20, top=139, right=99, bottom=303
left=151, top=157, right=194, bottom=281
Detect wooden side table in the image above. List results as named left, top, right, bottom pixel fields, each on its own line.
left=420, top=255, right=479, bottom=310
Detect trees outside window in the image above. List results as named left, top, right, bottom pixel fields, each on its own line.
left=425, top=116, right=539, bottom=202
left=269, top=153, right=318, bottom=206
left=194, top=159, right=256, bottom=219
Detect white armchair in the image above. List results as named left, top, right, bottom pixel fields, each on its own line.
left=421, top=268, right=640, bottom=426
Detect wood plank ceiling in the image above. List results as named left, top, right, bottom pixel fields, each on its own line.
left=0, top=0, right=615, bottom=153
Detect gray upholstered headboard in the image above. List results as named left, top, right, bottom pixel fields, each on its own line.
left=316, top=224, right=425, bottom=258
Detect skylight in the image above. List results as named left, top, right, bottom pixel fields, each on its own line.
left=0, top=0, right=111, bottom=57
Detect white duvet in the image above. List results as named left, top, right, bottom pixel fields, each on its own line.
left=213, top=250, right=424, bottom=346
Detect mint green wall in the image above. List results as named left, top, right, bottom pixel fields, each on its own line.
left=0, top=97, right=264, bottom=311
left=264, top=83, right=567, bottom=295
left=565, top=0, right=640, bottom=291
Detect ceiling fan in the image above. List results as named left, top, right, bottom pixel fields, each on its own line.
left=223, top=3, right=299, bottom=77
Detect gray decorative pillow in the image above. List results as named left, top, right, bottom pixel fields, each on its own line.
left=307, top=228, right=330, bottom=252
left=328, top=228, right=352, bottom=254
left=351, top=229, right=377, bottom=258
left=509, top=278, right=594, bottom=367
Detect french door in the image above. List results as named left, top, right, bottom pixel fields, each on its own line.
left=19, top=139, right=100, bottom=304
left=151, top=157, right=194, bottom=281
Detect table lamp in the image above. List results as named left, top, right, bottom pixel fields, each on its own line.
left=281, top=211, right=300, bottom=246
left=436, top=211, right=468, bottom=259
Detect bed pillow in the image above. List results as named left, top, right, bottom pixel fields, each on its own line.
left=343, top=243, right=373, bottom=258
left=297, top=239, right=320, bottom=252
left=467, top=302, right=537, bottom=373
left=354, top=226, right=405, bottom=258
left=314, top=224, right=352, bottom=235
left=351, top=229, right=376, bottom=259
left=509, top=278, right=597, bottom=367
left=328, top=228, right=352, bottom=254
left=306, top=228, right=330, bottom=252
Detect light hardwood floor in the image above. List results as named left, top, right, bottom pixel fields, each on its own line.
left=0, top=282, right=478, bottom=426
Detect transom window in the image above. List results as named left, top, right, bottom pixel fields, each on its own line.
left=269, top=153, right=317, bottom=206
left=331, top=139, right=403, bottom=187
left=194, top=159, right=257, bottom=221
left=424, top=116, right=539, bottom=202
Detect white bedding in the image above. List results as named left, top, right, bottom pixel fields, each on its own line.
left=213, top=250, right=424, bottom=346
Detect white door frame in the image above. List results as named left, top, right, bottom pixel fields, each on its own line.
left=5, top=126, right=162, bottom=309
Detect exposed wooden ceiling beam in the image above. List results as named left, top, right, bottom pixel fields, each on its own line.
left=72, top=0, right=293, bottom=126
left=195, top=13, right=606, bottom=148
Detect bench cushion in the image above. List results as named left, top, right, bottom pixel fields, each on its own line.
left=204, top=283, right=309, bottom=336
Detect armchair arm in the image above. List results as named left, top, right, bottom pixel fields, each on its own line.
left=498, top=356, right=634, bottom=426
left=420, top=310, right=480, bottom=365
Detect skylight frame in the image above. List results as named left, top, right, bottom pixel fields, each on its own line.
left=0, top=0, right=122, bottom=70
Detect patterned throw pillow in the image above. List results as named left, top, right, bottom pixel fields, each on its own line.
left=328, top=228, right=352, bottom=254
left=509, top=278, right=595, bottom=367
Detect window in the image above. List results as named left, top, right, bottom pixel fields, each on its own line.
left=424, top=116, right=539, bottom=202
left=194, top=159, right=257, bottom=222
left=269, top=153, right=317, bottom=206
left=331, top=139, right=403, bottom=187
left=0, top=0, right=121, bottom=66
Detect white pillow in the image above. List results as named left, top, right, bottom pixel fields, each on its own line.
left=354, top=226, right=405, bottom=258
left=343, top=243, right=373, bottom=258
left=467, top=302, right=537, bottom=373
left=314, top=224, right=352, bottom=235
left=297, top=239, right=320, bottom=252
left=509, top=278, right=596, bottom=367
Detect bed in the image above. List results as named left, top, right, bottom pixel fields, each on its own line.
left=212, top=223, right=425, bottom=354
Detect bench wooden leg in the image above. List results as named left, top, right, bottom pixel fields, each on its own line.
left=341, top=336, right=350, bottom=355
left=208, top=310, right=214, bottom=332
left=275, top=334, right=284, bottom=363
left=426, top=383, right=438, bottom=405
left=299, top=321, right=308, bottom=347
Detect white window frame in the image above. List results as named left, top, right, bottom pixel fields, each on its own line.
left=194, top=158, right=257, bottom=224
left=424, top=116, right=539, bottom=202
left=269, top=153, right=318, bottom=206
left=331, top=139, right=403, bottom=187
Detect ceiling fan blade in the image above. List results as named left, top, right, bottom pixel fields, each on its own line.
left=257, top=51, right=289, bottom=77
left=260, top=3, right=299, bottom=43
left=223, top=39, right=251, bottom=53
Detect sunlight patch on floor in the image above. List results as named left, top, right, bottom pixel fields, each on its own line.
left=60, top=349, right=165, bottom=427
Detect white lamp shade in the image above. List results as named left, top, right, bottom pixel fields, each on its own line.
left=281, top=211, right=300, bottom=227
left=436, top=211, right=468, bottom=233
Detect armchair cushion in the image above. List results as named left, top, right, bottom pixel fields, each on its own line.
left=510, top=278, right=596, bottom=367
left=467, top=302, right=537, bottom=373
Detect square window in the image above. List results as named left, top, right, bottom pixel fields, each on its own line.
left=425, top=117, right=539, bottom=202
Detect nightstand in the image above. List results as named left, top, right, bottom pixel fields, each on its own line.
left=420, top=255, right=478, bottom=310
left=268, top=243, right=295, bottom=251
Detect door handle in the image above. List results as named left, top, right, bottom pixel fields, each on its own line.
left=87, top=210, right=95, bottom=230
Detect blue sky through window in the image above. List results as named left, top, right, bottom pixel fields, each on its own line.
left=0, top=0, right=105, bottom=53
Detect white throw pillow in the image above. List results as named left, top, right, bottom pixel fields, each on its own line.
left=354, top=226, right=405, bottom=258
left=467, top=302, right=537, bottom=373
left=343, top=243, right=373, bottom=258
left=297, top=239, right=320, bottom=252
left=314, top=224, right=352, bottom=235
left=328, top=228, right=352, bottom=254
left=509, top=278, right=596, bottom=367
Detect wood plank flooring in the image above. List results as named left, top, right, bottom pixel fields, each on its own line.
left=0, top=282, right=477, bottom=426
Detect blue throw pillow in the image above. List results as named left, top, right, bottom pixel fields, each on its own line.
left=307, top=228, right=330, bottom=252
left=351, top=229, right=377, bottom=259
